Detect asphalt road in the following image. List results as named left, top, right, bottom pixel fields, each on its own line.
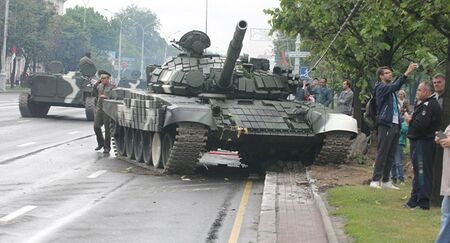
left=0, top=92, right=264, bottom=243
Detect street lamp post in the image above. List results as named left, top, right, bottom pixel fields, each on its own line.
left=0, top=0, right=10, bottom=92
left=129, top=18, right=152, bottom=80
left=82, top=0, right=90, bottom=29
left=105, top=9, right=127, bottom=82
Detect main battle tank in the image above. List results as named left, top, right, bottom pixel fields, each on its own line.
left=103, top=20, right=358, bottom=174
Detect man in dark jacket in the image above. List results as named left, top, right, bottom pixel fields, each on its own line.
left=370, top=63, right=418, bottom=189
left=404, top=81, right=442, bottom=209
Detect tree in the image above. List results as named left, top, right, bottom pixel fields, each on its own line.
left=6, top=0, right=56, bottom=75
left=265, top=0, right=444, bottom=128
left=390, top=0, right=450, bottom=206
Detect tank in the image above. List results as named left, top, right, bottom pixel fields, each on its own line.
left=102, top=20, right=358, bottom=174
left=18, top=60, right=98, bottom=121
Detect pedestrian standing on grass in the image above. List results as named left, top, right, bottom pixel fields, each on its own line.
left=404, top=81, right=442, bottom=210
left=390, top=119, right=408, bottom=184
left=435, top=125, right=450, bottom=243
left=369, top=62, right=418, bottom=189
left=337, top=79, right=354, bottom=116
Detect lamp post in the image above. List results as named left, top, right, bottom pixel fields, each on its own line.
left=104, top=9, right=127, bottom=82
left=82, top=0, right=90, bottom=29
left=129, top=17, right=152, bottom=80
left=0, top=0, right=10, bottom=92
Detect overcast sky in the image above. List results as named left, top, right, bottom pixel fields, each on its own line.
left=64, top=0, right=280, bottom=58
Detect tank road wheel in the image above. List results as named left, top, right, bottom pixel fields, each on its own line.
left=113, top=125, right=126, bottom=157
left=151, top=132, right=162, bottom=168
left=84, top=97, right=96, bottom=121
left=133, top=130, right=144, bottom=162
left=161, top=131, right=175, bottom=169
left=18, top=93, right=32, bottom=117
left=142, top=132, right=153, bottom=165
left=125, top=128, right=135, bottom=160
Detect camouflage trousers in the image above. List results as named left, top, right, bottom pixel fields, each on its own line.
left=94, top=109, right=111, bottom=150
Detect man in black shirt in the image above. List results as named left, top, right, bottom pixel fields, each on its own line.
left=404, top=81, right=442, bottom=209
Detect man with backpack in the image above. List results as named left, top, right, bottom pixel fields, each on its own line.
left=370, top=62, right=418, bottom=189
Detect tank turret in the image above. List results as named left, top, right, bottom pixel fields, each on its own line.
left=217, top=20, right=247, bottom=89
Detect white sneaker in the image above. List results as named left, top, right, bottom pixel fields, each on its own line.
left=382, top=181, right=399, bottom=190
left=369, top=181, right=381, bottom=189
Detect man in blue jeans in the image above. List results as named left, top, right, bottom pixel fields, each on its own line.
left=370, top=62, right=418, bottom=189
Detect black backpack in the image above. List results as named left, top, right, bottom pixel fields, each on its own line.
left=363, top=93, right=377, bottom=130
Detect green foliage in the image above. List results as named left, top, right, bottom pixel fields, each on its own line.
left=328, top=183, right=440, bottom=242
left=266, top=0, right=445, bottom=95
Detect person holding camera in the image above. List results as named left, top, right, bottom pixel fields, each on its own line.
left=403, top=81, right=442, bottom=210
left=369, top=63, right=418, bottom=189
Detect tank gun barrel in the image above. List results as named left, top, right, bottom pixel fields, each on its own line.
left=217, top=20, right=248, bottom=89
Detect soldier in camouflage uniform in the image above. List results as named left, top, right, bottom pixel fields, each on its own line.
left=93, top=70, right=116, bottom=153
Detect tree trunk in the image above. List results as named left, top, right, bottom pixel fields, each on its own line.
left=431, top=38, right=450, bottom=207
left=10, top=57, right=16, bottom=88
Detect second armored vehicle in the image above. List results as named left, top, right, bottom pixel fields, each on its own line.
left=103, top=20, right=358, bottom=174
left=19, top=60, right=98, bottom=121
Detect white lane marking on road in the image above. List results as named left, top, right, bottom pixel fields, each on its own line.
left=87, top=170, right=107, bottom=178
left=23, top=204, right=92, bottom=243
left=18, top=120, right=31, bottom=123
left=67, top=131, right=80, bottom=135
left=17, top=142, right=36, bottom=147
left=0, top=205, right=38, bottom=222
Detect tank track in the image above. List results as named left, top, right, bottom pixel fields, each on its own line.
left=164, top=123, right=207, bottom=174
left=316, top=131, right=354, bottom=164
left=112, top=123, right=207, bottom=175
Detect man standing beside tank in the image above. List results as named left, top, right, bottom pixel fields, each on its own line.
left=369, top=63, right=418, bottom=189
left=316, top=78, right=332, bottom=107
left=93, top=70, right=115, bottom=153
left=337, top=79, right=354, bottom=116
left=403, top=81, right=441, bottom=209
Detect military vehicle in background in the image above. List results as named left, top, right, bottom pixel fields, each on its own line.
left=116, top=70, right=147, bottom=90
left=102, top=20, right=358, bottom=174
left=19, top=60, right=98, bottom=121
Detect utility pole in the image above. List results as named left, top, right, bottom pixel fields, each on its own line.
left=0, top=0, right=10, bottom=92
left=129, top=17, right=152, bottom=80
left=205, top=0, right=208, bottom=34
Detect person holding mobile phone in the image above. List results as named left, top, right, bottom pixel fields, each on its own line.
left=435, top=125, right=450, bottom=243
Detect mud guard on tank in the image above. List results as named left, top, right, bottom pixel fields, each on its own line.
left=163, top=103, right=216, bottom=130
left=307, top=111, right=358, bottom=136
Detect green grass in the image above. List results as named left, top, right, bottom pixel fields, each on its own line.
left=328, top=181, right=441, bottom=243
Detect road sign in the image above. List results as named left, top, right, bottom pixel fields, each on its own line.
left=287, top=51, right=311, bottom=58
left=300, top=67, right=310, bottom=78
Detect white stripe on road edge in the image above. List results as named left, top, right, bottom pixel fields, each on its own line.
left=87, top=170, right=107, bottom=178
left=17, top=142, right=36, bottom=147
left=67, top=131, right=80, bottom=135
left=0, top=205, right=38, bottom=222
left=17, top=120, right=30, bottom=123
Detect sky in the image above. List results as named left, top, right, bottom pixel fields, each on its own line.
left=64, top=0, right=281, bottom=58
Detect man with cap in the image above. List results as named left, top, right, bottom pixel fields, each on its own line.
left=93, top=70, right=115, bottom=153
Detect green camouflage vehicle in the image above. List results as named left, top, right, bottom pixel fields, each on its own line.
left=19, top=60, right=97, bottom=121
left=102, top=20, right=358, bottom=174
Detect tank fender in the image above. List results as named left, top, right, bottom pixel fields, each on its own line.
left=307, top=111, right=357, bottom=136
left=164, top=103, right=216, bottom=130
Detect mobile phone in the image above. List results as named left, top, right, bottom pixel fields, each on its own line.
left=437, top=131, right=447, bottom=139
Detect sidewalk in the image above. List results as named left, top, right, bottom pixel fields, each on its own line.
left=258, top=171, right=341, bottom=243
